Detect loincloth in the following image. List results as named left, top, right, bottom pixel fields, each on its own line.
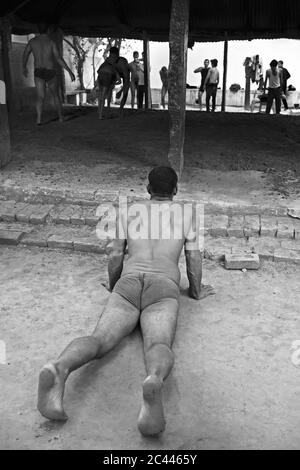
left=34, top=68, right=56, bottom=82
left=113, top=273, right=180, bottom=310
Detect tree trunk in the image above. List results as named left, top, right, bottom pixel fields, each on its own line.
left=167, top=0, right=190, bottom=178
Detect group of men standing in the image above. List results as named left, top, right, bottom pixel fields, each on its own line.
left=194, top=59, right=220, bottom=112
left=194, top=57, right=291, bottom=115
left=264, top=59, right=291, bottom=114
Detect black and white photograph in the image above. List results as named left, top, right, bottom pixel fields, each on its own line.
left=0, top=0, right=300, bottom=454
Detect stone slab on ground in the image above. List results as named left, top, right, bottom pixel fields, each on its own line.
left=47, top=234, right=74, bottom=250
left=244, top=215, right=260, bottom=237
left=260, top=216, right=278, bottom=237
left=0, top=200, right=17, bottom=222
left=0, top=229, right=25, bottom=245
left=276, top=217, right=295, bottom=239
left=73, top=237, right=107, bottom=254
left=225, top=253, right=260, bottom=270
left=29, top=204, right=54, bottom=224
left=227, top=216, right=244, bottom=238
left=211, top=215, right=229, bottom=237
left=274, top=248, right=300, bottom=264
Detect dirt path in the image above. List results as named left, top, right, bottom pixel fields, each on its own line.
left=1, top=246, right=300, bottom=450
left=1, top=109, right=299, bottom=210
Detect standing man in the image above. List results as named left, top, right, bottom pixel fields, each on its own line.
left=23, top=23, right=75, bottom=125
left=204, top=59, right=219, bottom=113
left=159, top=66, right=169, bottom=109
left=129, top=51, right=141, bottom=109
left=37, top=166, right=215, bottom=436
left=137, top=54, right=145, bottom=109
left=278, top=60, right=291, bottom=111
left=194, top=59, right=210, bottom=111
left=264, top=59, right=283, bottom=115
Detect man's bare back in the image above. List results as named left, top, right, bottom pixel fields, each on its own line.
left=28, top=35, right=57, bottom=69
left=23, top=29, right=75, bottom=124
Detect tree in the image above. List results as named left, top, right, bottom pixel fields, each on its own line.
left=64, top=36, right=139, bottom=89
left=63, top=36, right=92, bottom=90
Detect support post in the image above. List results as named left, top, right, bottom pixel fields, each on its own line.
left=143, top=33, right=151, bottom=109
left=168, top=0, right=190, bottom=177
left=1, top=17, right=14, bottom=117
left=0, top=18, right=11, bottom=168
left=221, top=32, right=228, bottom=112
left=244, top=57, right=252, bottom=110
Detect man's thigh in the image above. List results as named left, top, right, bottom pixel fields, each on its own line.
left=93, top=292, right=140, bottom=347
left=140, top=298, right=179, bottom=350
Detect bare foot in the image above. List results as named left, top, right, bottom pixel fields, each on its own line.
left=37, top=364, right=68, bottom=421
left=138, top=375, right=165, bottom=436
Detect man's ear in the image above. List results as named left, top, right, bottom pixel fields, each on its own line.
left=173, top=185, right=178, bottom=196
left=147, top=184, right=151, bottom=195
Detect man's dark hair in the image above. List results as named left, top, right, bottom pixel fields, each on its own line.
left=109, top=47, right=119, bottom=57
left=211, top=59, right=218, bottom=67
left=270, top=59, right=278, bottom=67
left=148, top=166, right=178, bottom=196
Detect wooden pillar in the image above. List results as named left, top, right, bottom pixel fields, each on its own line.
left=143, top=33, right=151, bottom=109
left=221, top=32, right=228, bottom=112
left=0, top=18, right=14, bottom=116
left=0, top=17, right=12, bottom=168
left=244, top=58, right=252, bottom=110
left=168, top=0, right=190, bottom=177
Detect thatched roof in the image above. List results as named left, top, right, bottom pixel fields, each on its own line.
left=2, top=0, right=300, bottom=42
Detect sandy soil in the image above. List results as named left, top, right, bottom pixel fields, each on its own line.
left=1, top=246, right=300, bottom=450
left=1, top=108, right=299, bottom=210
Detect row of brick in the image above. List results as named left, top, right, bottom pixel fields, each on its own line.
left=1, top=225, right=300, bottom=264
left=1, top=200, right=300, bottom=239
left=0, top=227, right=108, bottom=254
left=204, top=214, right=300, bottom=239
left=0, top=201, right=100, bottom=226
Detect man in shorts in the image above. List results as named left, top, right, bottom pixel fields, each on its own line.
left=37, top=166, right=215, bottom=436
left=22, top=23, right=75, bottom=125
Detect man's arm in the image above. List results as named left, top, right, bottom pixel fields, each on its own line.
left=106, top=238, right=127, bottom=291
left=194, top=67, right=203, bottom=73
left=52, top=42, right=75, bottom=81
left=184, top=208, right=215, bottom=300
left=22, top=40, right=32, bottom=77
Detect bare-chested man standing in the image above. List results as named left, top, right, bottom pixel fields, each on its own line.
left=37, top=166, right=215, bottom=436
left=23, top=24, right=75, bottom=125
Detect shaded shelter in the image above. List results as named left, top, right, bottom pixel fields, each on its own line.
left=1, top=0, right=300, bottom=173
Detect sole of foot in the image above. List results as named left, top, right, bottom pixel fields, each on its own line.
left=37, top=364, right=68, bottom=421
left=137, top=375, right=165, bottom=437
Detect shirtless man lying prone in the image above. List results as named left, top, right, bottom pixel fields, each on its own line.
left=37, top=166, right=215, bottom=436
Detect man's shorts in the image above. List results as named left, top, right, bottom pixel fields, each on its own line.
left=34, top=68, right=56, bottom=82
left=113, top=273, right=180, bottom=311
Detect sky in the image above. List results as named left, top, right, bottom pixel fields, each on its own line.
left=143, top=38, right=300, bottom=90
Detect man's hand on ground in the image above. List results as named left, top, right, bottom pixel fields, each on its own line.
left=189, top=284, right=215, bottom=300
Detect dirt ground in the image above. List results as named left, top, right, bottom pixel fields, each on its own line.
left=1, top=246, right=300, bottom=450
left=1, top=108, right=300, bottom=210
